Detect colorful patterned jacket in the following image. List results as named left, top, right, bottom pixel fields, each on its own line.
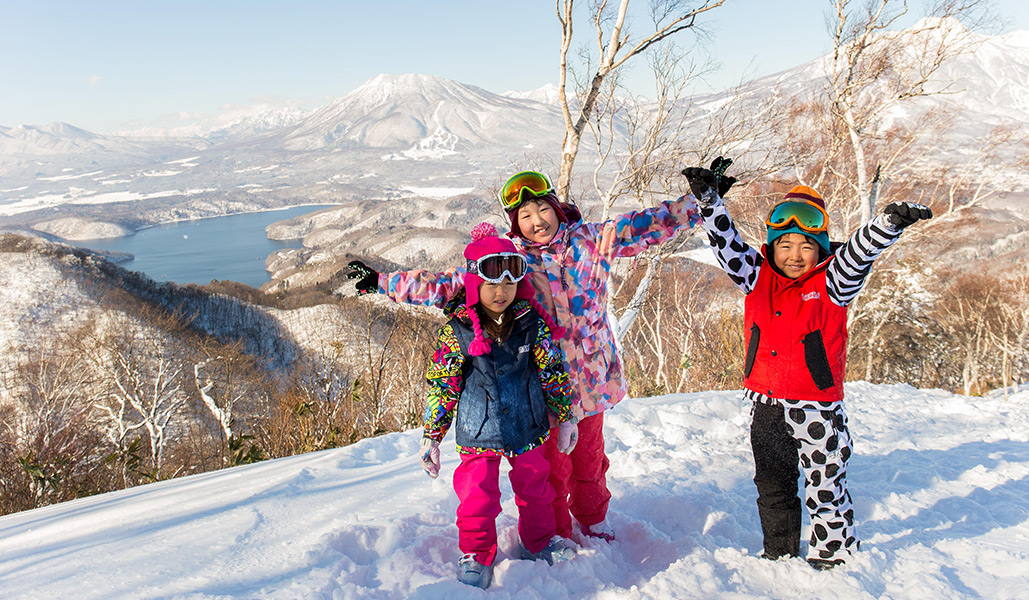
left=424, top=296, right=572, bottom=457
left=388, top=196, right=701, bottom=417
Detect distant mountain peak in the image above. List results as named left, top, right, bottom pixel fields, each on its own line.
left=280, top=73, right=563, bottom=152
left=502, top=83, right=563, bottom=105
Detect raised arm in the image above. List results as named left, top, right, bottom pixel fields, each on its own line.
left=683, top=157, right=762, bottom=293
left=381, top=266, right=465, bottom=307
left=826, top=202, right=931, bottom=306
left=596, top=193, right=704, bottom=259
left=348, top=260, right=464, bottom=308
left=695, top=195, right=763, bottom=295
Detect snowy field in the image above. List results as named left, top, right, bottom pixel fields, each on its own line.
left=1, top=382, right=1027, bottom=599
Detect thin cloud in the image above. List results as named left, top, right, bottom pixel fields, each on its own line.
left=86, top=75, right=101, bottom=86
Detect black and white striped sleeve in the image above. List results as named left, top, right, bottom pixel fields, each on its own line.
left=826, top=214, right=904, bottom=306
left=698, top=197, right=763, bottom=294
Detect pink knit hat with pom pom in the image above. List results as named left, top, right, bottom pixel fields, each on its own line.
left=464, top=222, right=565, bottom=356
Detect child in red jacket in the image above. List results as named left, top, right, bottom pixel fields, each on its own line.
left=684, top=161, right=931, bottom=569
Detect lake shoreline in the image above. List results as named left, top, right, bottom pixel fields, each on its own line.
left=68, top=205, right=339, bottom=288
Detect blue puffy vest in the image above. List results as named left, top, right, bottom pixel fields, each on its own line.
left=450, top=309, right=550, bottom=452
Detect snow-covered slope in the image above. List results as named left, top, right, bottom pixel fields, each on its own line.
left=1, top=383, right=1026, bottom=599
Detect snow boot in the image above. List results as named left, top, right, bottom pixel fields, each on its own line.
left=807, top=558, right=845, bottom=571
left=457, top=553, right=493, bottom=589
left=519, top=535, right=575, bottom=565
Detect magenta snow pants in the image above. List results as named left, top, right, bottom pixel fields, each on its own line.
left=544, top=412, right=611, bottom=538
left=453, top=447, right=557, bottom=566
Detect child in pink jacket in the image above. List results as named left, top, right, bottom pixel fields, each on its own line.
left=350, top=171, right=701, bottom=542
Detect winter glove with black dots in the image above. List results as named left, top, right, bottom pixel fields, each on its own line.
left=883, top=202, right=933, bottom=229
left=681, top=156, right=737, bottom=206
left=419, top=438, right=441, bottom=479
left=346, top=260, right=379, bottom=295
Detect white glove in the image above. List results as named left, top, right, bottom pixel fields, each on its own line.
left=557, top=420, right=579, bottom=454
left=420, top=438, right=441, bottom=479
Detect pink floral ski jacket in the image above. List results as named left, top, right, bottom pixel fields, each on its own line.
left=381, top=196, right=701, bottom=417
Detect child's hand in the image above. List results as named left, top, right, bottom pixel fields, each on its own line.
left=419, top=438, right=441, bottom=479
left=346, top=260, right=379, bottom=295
left=557, top=420, right=579, bottom=454
left=884, top=202, right=933, bottom=229
left=681, top=157, right=736, bottom=204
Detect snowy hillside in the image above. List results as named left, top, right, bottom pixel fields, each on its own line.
left=1, top=383, right=1026, bottom=599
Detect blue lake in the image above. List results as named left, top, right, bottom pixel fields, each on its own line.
left=75, top=205, right=336, bottom=288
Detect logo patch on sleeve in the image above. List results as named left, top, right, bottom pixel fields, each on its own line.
left=518, top=344, right=531, bottom=354
left=426, top=368, right=452, bottom=379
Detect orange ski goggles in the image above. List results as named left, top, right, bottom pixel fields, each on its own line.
left=765, top=201, right=829, bottom=234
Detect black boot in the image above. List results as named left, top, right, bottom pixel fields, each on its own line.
left=807, top=558, right=845, bottom=571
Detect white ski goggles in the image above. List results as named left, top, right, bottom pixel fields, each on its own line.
left=467, top=252, right=527, bottom=283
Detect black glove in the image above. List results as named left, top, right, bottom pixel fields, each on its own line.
left=681, top=156, right=737, bottom=203
left=883, top=202, right=932, bottom=229
left=346, top=260, right=379, bottom=295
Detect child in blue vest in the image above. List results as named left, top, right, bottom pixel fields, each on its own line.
left=684, top=160, right=932, bottom=569
left=418, top=222, right=579, bottom=589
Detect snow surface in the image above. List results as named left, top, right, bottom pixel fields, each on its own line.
left=1, top=383, right=1027, bottom=599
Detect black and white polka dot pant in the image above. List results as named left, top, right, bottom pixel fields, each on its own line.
left=783, top=402, right=859, bottom=560
left=751, top=399, right=859, bottom=561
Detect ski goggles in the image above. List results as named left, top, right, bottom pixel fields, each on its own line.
left=467, top=252, right=527, bottom=283
left=765, top=201, right=829, bottom=234
left=499, top=170, right=554, bottom=211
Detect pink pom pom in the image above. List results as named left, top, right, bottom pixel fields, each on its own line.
left=470, top=222, right=499, bottom=242
left=468, top=338, right=493, bottom=356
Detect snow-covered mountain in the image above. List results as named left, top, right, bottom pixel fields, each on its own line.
left=1, top=382, right=1026, bottom=599
left=0, top=73, right=567, bottom=243
left=689, top=19, right=1029, bottom=144
left=2, top=21, right=1028, bottom=286
left=279, top=73, right=565, bottom=153
left=503, top=82, right=565, bottom=105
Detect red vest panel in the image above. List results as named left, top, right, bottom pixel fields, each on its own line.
left=742, top=247, right=849, bottom=402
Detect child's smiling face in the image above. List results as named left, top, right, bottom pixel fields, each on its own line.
left=772, top=233, right=820, bottom=279
left=516, top=199, right=561, bottom=245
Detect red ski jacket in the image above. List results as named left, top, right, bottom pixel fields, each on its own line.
left=742, top=246, right=848, bottom=403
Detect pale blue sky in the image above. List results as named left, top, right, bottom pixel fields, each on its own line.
left=1, top=0, right=1027, bottom=133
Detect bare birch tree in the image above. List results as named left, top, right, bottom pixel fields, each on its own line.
left=84, top=311, right=191, bottom=480
left=555, top=0, right=728, bottom=200
left=821, top=0, right=991, bottom=223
